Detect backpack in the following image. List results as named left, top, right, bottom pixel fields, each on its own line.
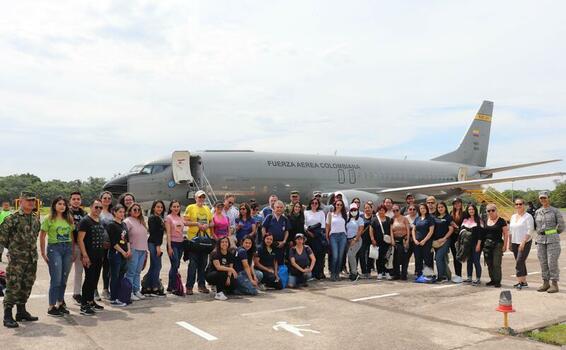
left=118, top=277, right=132, bottom=304
left=278, top=265, right=289, bottom=289
left=172, top=273, right=185, bottom=296
left=141, top=273, right=165, bottom=295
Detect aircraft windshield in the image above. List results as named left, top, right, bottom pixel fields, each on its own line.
left=129, top=164, right=144, bottom=173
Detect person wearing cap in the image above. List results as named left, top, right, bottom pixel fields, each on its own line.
left=0, top=192, right=41, bottom=328
left=184, top=190, right=213, bottom=295
left=0, top=200, right=13, bottom=262
left=534, top=191, right=564, bottom=293
left=287, top=233, right=315, bottom=288
left=285, top=190, right=302, bottom=216
left=345, top=203, right=364, bottom=281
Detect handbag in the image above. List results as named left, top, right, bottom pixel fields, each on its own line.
left=184, top=230, right=214, bottom=256
left=378, top=217, right=392, bottom=244
left=369, top=245, right=379, bottom=259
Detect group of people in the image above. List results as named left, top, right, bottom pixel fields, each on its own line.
left=0, top=188, right=562, bottom=329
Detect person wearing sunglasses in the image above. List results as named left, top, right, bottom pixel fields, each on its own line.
left=483, top=204, right=508, bottom=288
left=77, top=200, right=106, bottom=315
left=534, top=191, right=564, bottom=293
left=391, top=204, right=411, bottom=280
left=124, top=203, right=148, bottom=301
left=509, top=198, right=534, bottom=290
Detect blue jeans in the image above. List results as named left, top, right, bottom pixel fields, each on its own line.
left=108, top=249, right=127, bottom=301
left=47, top=243, right=73, bottom=306
left=288, top=272, right=312, bottom=287
left=235, top=270, right=263, bottom=295
left=187, top=251, right=207, bottom=289
left=329, top=232, right=347, bottom=276
left=168, top=242, right=183, bottom=290
left=434, top=240, right=451, bottom=279
left=147, top=242, right=162, bottom=290
left=467, top=250, right=482, bottom=279
left=126, top=249, right=147, bottom=293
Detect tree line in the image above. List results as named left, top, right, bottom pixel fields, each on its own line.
left=0, top=174, right=107, bottom=206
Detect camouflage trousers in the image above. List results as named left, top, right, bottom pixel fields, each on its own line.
left=537, top=241, right=561, bottom=281
left=3, top=260, right=37, bottom=308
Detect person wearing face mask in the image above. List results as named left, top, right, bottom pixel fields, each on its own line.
left=345, top=203, right=364, bottom=281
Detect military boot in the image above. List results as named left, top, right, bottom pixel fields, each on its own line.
left=3, top=307, right=18, bottom=328
left=537, top=280, right=550, bottom=292
left=15, top=304, right=39, bottom=322
left=547, top=281, right=559, bottom=293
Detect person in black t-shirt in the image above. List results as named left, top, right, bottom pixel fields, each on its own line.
left=483, top=204, right=509, bottom=288
left=69, top=191, right=87, bottom=305
left=77, top=200, right=106, bottom=315
left=106, top=205, right=130, bottom=306
left=233, top=235, right=261, bottom=295
left=288, top=233, right=315, bottom=288
left=254, top=233, right=282, bottom=290
left=146, top=200, right=166, bottom=296
left=206, top=237, right=237, bottom=301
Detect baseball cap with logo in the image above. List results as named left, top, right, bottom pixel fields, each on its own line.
left=538, top=191, right=550, bottom=199
left=194, top=190, right=206, bottom=198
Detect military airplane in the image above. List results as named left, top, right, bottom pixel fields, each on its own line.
left=103, top=101, right=564, bottom=207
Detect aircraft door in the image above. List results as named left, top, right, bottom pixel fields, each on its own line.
left=337, top=169, right=345, bottom=184
left=458, top=167, right=468, bottom=181
left=172, top=151, right=194, bottom=184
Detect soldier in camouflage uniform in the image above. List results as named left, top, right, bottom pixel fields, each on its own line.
left=0, top=192, right=41, bottom=328
left=534, top=191, right=564, bottom=294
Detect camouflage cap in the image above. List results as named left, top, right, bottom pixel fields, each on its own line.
left=538, top=191, right=550, bottom=198
left=20, top=191, right=37, bottom=200
left=290, top=190, right=300, bottom=195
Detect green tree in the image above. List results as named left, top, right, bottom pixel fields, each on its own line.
left=550, top=181, right=566, bottom=208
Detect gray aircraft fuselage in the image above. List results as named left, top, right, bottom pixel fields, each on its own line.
left=105, top=150, right=482, bottom=207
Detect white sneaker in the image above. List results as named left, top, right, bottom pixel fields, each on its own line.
left=111, top=300, right=127, bottom=307
left=452, top=275, right=463, bottom=283
left=134, top=291, right=145, bottom=299
left=214, top=292, right=228, bottom=301
left=385, top=273, right=393, bottom=281
left=131, top=293, right=140, bottom=301
left=377, top=273, right=383, bottom=280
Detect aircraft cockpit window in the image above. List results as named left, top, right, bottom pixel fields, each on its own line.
left=151, top=165, right=168, bottom=174
left=129, top=165, right=144, bottom=173
left=140, top=165, right=153, bottom=174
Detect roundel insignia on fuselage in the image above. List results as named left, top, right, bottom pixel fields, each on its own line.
left=168, top=180, right=176, bottom=188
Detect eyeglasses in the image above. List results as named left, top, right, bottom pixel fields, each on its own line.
left=198, top=195, right=206, bottom=199
left=132, top=208, right=140, bottom=212
left=408, top=208, right=415, bottom=211
left=94, top=206, right=103, bottom=210
left=426, top=201, right=435, bottom=205
left=392, top=209, right=399, bottom=212
left=515, top=203, right=524, bottom=206
left=227, top=202, right=233, bottom=205
left=487, top=209, right=496, bottom=213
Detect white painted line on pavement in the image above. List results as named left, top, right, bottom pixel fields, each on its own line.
left=509, top=271, right=541, bottom=277
left=350, top=293, right=400, bottom=302
left=28, top=292, right=73, bottom=300
left=241, top=306, right=306, bottom=317
left=176, top=322, right=218, bottom=341
left=432, top=284, right=460, bottom=289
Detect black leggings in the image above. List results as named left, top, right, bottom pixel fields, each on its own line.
left=82, top=252, right=104, bottom=305
left=102, top=248, right=110, bottom=290
left=308, top=237, right=326, bottom=278
left=259, top=270, right=283, bottom=290
left=206, top=271, right=235, bottom=294
left=449, top=235, right=462, bottom=277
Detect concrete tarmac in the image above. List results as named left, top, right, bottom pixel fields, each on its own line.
left=1, top=235, right=565, bottom=349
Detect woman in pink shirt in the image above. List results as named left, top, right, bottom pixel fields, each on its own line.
left=124, top=203, right=149, bottom=301
left=212, top=202, right=230, bottom=240
left=166, top=200, right=185, bottom=293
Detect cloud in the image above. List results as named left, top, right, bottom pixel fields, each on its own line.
left=0, top=0, right=565, bottom=191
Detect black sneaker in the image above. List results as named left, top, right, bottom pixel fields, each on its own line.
left=80, top=306, right=95, bottom=316
left=57, top=305, right=70, bottom=315
left=47, top=307, right=63, bottom=317
left=521, top=282, right=529, bottom=288
left=73, top=294, right=82, bottom=306
left=493, top=283, right=501, bottom=288
left=91, top=302, right=104, bottom=311
left=486, top=281, right=495, bottom=286
left=154, top=290, right=166, bottom=297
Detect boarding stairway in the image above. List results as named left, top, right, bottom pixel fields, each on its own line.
left=189, top=171, right=219, bottom=208
left=465, top=187, right=514, bottom=221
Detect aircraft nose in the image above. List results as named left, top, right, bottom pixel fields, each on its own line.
left=103, top=175, right=128, bottom=197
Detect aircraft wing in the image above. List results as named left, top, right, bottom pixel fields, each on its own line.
left=376, top=171, right=566, bottom=196
left=479, top=159, right=561, bottom=175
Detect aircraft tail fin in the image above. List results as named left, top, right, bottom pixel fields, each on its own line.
left=432, top=100, right=493, bottom=167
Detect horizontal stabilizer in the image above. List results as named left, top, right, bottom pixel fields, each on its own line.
left=479, top=159, right=562, bottom=175
left=376, top=172, right=566, bottom=196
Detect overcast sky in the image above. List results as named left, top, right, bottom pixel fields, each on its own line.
left=1, top=1, right=565, bottom=191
